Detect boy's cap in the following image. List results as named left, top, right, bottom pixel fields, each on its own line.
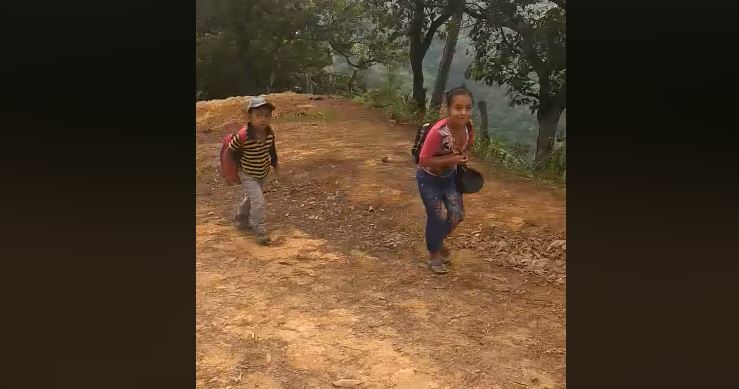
left=247, top=95, right=275, bottom=111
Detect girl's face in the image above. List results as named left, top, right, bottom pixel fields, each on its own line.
left=448, top=94, right=473, bottom=126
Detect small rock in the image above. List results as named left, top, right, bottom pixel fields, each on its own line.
left=548, top=239, right=566, bottom=250
left=332, top=378, right=363, bottom=387
left=368, top=206, right=374, bottom=212
left=509, top=216, right=527, bottom=231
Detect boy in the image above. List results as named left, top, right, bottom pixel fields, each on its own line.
left=228, top=95, right=279, bottom=245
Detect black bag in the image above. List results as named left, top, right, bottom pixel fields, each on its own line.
left=410, top=121, right=436, bottom=164
left=455, top=165, right=484, bottom=194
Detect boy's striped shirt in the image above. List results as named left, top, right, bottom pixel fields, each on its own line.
left=228, top=124, right=278, bottom=179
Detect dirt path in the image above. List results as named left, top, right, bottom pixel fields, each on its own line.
left=196, top=93, right=566, bottom=389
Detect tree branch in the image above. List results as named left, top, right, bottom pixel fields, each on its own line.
left=523, top=90, right=539, bottom=99
left=328, top=38, right=360, bottom=68
left=496, top=18, right=548, bottom=79
left=551, top=0, right=566, bottom=10
left=328, top=38, right=382, bottom=69
left=421, top=1, right=458, bottom=54
left=464, top=2, right=485, bottom=19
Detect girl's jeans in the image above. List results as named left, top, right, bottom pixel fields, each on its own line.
left=416, top=168, right=464, bottom=253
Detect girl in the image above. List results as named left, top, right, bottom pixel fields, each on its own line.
left=416, top=87, right=475, bottom=274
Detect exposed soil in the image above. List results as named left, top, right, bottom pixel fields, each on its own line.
left=196, top=93, right=566, bottom=389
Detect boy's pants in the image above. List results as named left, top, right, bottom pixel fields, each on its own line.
left=235, top=171, right=267, bottom=234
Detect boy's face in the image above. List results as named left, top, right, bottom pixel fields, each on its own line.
left=248, top=106, right=273, bottom=130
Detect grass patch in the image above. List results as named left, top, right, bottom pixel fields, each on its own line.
left=277, top=108, right=337, bottom=124
left=472, top=137, right=566, bottom=188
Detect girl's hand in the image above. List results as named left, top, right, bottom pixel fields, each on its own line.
left=449, top=153, right=468, bottom=165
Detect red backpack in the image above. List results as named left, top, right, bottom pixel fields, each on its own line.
left=218, top=127, right=247, bottom=185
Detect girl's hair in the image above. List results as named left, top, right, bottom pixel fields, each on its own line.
left=445, top=86, right=474, bottom=106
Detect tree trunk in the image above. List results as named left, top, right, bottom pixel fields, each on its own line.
left=409, top=0, right=426, bottom=113
left=304, top=74, right=314, bottom=95
left=348, top=69, right=358, bottom=91
left=429, top=6, right=463, bottom=111
left=534, top=102, right=565, bottom=165
left=477, top=101, right=489, bottom=140
left=410, top=38, right=426, bottom=113
left=267, top=70, right=275, bottom=94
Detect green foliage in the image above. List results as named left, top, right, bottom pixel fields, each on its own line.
left=366, top=0, right=461, bottom=110
left=196, top=0, right=400, bottom=100
left=465, top=0, right=566, bottom=163
left=195, top=0, right=566, bottom=184
left=472, top=138, right=532, bottom=172
left=196, top=0, right=333, bottom=99
left=421, top=109, right=442, bottom=125
left=472, top=136, right=565, bottom=185
left=310, top=0, right=406, bottom=71
left=536, top=141, right=566, bottom=181
left=309, top=71, right=365, bottom=96
left=350, top=69, right=418, bottom=122
left=466, top=0, right=566, bottom=114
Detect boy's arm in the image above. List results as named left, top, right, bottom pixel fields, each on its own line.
left=228, top=134, right=242, bottom=160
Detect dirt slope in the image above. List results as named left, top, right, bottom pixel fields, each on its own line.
left=196, top=93, right=566, bottom=389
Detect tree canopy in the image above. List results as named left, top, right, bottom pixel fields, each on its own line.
left=466, top=0, right=566, bottom=163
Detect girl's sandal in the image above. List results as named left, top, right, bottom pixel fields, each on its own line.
left=428, top=260, right=449, bottom=274
left=441, top=247, right=451, bottom=264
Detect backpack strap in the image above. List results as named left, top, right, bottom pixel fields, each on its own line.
left=237, top=126, right=248, bottom=142
left=463, top=121, right=474, bottom=150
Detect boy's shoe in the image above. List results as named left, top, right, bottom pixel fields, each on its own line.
left=256, top=232, right=271, bottom=246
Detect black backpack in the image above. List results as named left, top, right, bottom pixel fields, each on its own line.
left=410, top=121, right=437, bottom=164
left=411, top=120, right=474, bottom=164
